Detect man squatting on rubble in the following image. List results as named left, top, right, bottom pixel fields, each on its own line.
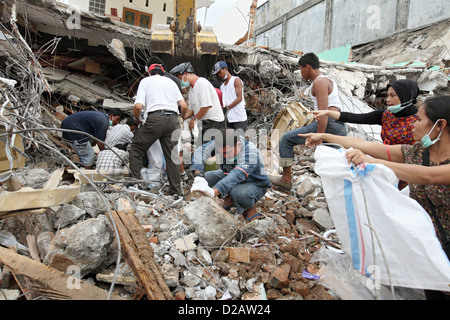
left=270, top=52, right=347, bottom=190
left=170, top=62, right=225, bottom=145
left=129, top=63, right=188, bottom=198
left=60, top=109, right=123, bottom=168
left=212, top=61, right=248, bottom=133
left=190, top=128, right=272, bottom=222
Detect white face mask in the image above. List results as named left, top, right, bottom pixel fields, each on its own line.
left=420, top=119, right=443, bottom=148
left=387, top=99, right=414, bottom=113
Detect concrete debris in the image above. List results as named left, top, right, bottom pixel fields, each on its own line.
left=44, top=215, right=116, bottom=278
left=1, top=0, right=445, bottom=301
left=183, top=197, right=238, bottom=248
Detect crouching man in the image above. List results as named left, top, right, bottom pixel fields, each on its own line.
left=190, top=128, right=271, bottom=222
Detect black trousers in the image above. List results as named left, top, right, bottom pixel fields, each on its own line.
left=129, top=114, right=182, bottom=195
left=227, top=120, right=247, bottom=134
left=198, top=119, right=225, bottom=145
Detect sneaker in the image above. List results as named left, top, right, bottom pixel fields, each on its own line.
left=268, top=175, right=292, bottom=190
left=171, top=193, right=184, bottom=201
left=181, top=172, right=189, bottom=181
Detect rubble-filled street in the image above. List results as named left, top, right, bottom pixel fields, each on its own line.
left=0, top=0, right=449, bottom=302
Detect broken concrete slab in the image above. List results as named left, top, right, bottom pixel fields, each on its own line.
left=45, top=215, right=116, bottom=277
left=107, top=39, right=127, bottom=63
left=173, top=232, right=198, bottom=252
left=417, top=69, right=449, bottom=92
left=42, top=67, right=71, bottom=82
left=71, top=191, right=108, bottom=218
left=54, top=203, right=86, bottom=229
left=183, top=197, right=239, bottom=248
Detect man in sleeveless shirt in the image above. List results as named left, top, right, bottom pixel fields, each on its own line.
left=270, top=53, right=347, bottom=190
left=212, top=61, right=248, bottom=134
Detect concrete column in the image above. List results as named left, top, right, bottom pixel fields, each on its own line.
left=323, top=0, right=333, bottom=51
left=281, top=14, right=288, bottom=49
left=395, top=0, right=410, bottom=31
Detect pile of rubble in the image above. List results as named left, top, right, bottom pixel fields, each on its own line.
left=1, top=1, right=448, bottom=301
left=0, top=144, right=343, bottom=300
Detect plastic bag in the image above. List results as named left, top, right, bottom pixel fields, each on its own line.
left=311, top=247, right=426, bottom=300
left=140, top=167, right=163, bottom=188
left=146, top=140, right=165, bottom=171
left=314, top=145, right=450, bottom=292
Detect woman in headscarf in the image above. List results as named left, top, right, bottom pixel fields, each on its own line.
left=300, top=95, right=450, bottom=300
left=310, top=79, right=420, bottom=189
left=310, top=79, right=420, bottom=146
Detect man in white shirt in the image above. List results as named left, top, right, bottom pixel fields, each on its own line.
left=170, top=62, right=224, bottom=146
left=129, top=63, right=188, bottom=197
left=212, top=61, right=247, bottom=133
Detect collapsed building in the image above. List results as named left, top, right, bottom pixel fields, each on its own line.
left=0, top=0, right=448, bottom=301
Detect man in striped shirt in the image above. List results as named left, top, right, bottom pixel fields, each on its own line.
left=105, top=119, right=135, bottom=148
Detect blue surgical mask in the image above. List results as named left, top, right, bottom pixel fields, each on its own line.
left=387, top=104, right=403, bottom=113
left=181, top=80, right=190, bottom=89
left=109, top=120, right=113, bottom=126
left=387, top=99, right=413, bottom=113
left=420, top=119, right=443, bottom=148
left=181, top=75, right=190, bottom=89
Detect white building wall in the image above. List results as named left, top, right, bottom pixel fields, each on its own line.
left=56, top=0, right=174, bottom=27
left=285, top=1, right=326, bottom=53
left=254, top=0, right=450, bottom=54
left=408, top=0, right=450, bottom=29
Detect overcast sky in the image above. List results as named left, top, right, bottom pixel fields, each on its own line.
left=197, top=0, right=239, bottom=27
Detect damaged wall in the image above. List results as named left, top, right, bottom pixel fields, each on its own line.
left=254, top=0, right=450, bottom=61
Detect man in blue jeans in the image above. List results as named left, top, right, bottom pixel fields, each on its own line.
left=270, top=53, right=347, bottom=190
left=61, top=109, right=123, bottom=168
left=190, top=128, right=271, bottom=222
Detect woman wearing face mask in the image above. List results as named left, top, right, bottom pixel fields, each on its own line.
left=311, top=79, right=420, bottom=189
left=309, top=79, right=419, bottom=146
left=299, top=95, right=450, bottom=299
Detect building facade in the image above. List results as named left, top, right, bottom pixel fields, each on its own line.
left=253, top=0, right=450, bottom=54
left=57, top=0, right=174, bottom=29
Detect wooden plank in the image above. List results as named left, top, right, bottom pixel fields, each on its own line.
left=108, top=203, right=173, bottom=300
left=68, top=169, right=129, bottom=184
left=0, top=246, right=126, bottom=300
left=0, top=132, right=26, bottom=173
left=43, top=169, right=64, bottom=190
left=26, top=235, right=41, bottom=262
left=0, top=169, right=80, bottom=215
left=0, top=185, right=80, bottom=214
left=4, top=175, right=23, bottom=191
